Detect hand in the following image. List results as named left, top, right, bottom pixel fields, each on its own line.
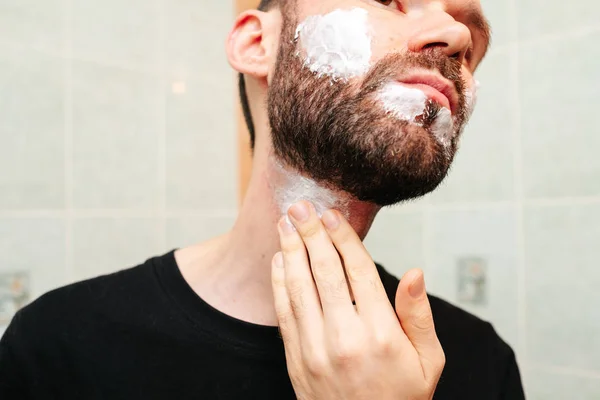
left=271, top=201, right=445, bottom=400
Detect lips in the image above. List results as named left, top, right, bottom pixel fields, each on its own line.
left=396, top=74, right=459, bottom=115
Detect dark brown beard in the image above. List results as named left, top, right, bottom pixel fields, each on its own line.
left=267, top=12, right=469, bottom=206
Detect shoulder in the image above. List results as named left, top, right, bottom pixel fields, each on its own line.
left=3, top=252, right=169, bottom=343
left=427, top=293, right=514, bottom=360
left=375, top=263, right=521, bottom=393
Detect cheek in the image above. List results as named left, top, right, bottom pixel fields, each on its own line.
left=365, top=13, right=411, bottom=64
left=293, top=7, right=409, bottom=80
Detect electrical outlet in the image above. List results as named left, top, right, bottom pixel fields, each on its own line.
left=457, top=257, right=487, bottom=306
left=0, top=271, right=30, bottom=326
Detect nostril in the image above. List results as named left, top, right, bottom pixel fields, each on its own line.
left=423, top=42, right=448, bottom=51
left=450, top=51, right=461, bottom=59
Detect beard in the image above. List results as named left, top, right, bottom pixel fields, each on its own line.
left=267, top=12, right=470, bottom=207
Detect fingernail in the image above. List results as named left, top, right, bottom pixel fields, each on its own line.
left=288, top=202, right=310, bottom=223
left=278, top=216, right=296, bottom=235
left=409, top=273, right=425, bottom=298
left=321, top=210, right=340, bottom=230
left=273, top=252, right=284, bottom=268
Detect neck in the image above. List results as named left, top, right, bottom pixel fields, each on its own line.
left=176, top=147, right=381, bottom=327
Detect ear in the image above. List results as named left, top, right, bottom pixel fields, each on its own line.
left=226, top=10, right=278, bottom=79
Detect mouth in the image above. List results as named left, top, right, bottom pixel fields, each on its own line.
left=396, top=73, right=459, bottom=115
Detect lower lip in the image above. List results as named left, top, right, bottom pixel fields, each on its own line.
left=396, top=83, right=451, bottom=112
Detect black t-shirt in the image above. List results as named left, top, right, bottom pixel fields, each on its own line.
left=0, top=250, right=525, bottom=399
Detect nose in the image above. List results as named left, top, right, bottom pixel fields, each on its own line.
left=406, top=10, right=472, bottom=64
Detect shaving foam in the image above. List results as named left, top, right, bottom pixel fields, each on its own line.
left=379, top=82, right=455, bottom=147
left=430, top=108, right=454, bottom=146
left=379, top=83, right=428, bottom=122
left=295, top=8, right=372, bottom=80
left=268, top=158, right=350, bottom=219
left=465, top=79, right=480, bottom=118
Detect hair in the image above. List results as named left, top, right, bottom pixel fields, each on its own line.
left=238, top=0, right=281, bottom=150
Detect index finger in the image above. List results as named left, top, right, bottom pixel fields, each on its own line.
left=321, top=210, right=394, bottom=317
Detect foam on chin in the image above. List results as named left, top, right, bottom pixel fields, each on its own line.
left=378, top=82, right=455, bottom=147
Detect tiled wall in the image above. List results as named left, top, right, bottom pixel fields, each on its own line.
left=0, top=0, right=599, bottom=398
left=0, top=0, right=236, bottom=309
left=365, top=0, right=600, bottom=398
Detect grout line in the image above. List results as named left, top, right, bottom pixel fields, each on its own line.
left=157, top=0, right=167, bottom=251
left=64, top=0, right=74, bottom=284
left=508, top=0, right=528, bottom=370
left=0, top=39, right=162, bottom=77
left=528, top=363, right=600, bottom=380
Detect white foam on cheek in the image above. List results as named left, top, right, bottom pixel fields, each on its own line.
left=465, top=79, right=480, bottom=117
left=430, top=108, right=454, bottom=146
left=378, top=83, right=428, bottom=122
left=295, top=8, right=372, bottom=80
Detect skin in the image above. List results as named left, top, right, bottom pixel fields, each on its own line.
left=175, top=0, right=491, bottom=397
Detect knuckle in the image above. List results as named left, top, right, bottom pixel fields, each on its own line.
left=300, top=222, right=321, bottom=239
left=310, top=257, right=332, bottom=274
left=317, top=275, right=349, bottom=301
left=372, top=330, right=398, bottom=356
left=286, top=284, right=308, bottom=319
left=335, top=225, right=355, bottom=244
left=304, top=351, right=329, bottom=377
left=280, top=237, right=305, bottom=253
left=345, top=261, right=371, bottom=281
left=411, top=308, right=435, bottom=333
left=276, top=308, right=294, bottom=328
left=330, top=340, right=361, bottom=367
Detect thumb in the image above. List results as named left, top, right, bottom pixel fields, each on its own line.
left=395, top=269, right=445, bottom=381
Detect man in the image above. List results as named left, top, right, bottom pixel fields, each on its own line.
left=0, top=0, right=525, bottom=398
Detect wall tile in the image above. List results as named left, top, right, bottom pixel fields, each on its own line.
left=0, top=0, right=64, bottom=52
left=164, top=0, right=233, bottom=81
left=428, top=207, right=519, bottom=348
left=72, top=61, right=161, bottom=209
left=431, top=48, right=515, bottom=204
left=517, top=0, right=600, bottom=41
left=520, top=32, right=600, bottom=199
left=480, top=0, right=513, bottom=48
left=0, top=45, right=65, bottom=209
left=364, top=207, right=425, bottom=280
left=72, top=217, right=162, bottom=281
left=71, top=0, right=160, bottom=68
left=524, top=204, right=600, bottom=370
left=166, top=214, right=236, bottom=250
left=526, top=368, right=600, bottom=400
left=0, top=218, right=66, bottom=301
left=165, top=76, right=236, bottom=210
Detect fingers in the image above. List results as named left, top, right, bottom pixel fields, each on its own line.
left=271, top=252, right=299, bottom=343
left=276, top=217, right=324, bottom=341
left=286, top=201, right=355, bottom=321
left=320, top=209, right=393, bottom=317
left=394, top=269, right=445, bottom=383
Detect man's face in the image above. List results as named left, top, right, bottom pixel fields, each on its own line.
left=267, top=0, right=490, bottom=206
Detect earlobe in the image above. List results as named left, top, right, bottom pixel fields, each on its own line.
left=226, top=10, right=273, bottom=79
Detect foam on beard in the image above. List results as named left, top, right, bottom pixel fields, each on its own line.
left=295, top=8, right=480, bottom=148
left=378, top=83, right=454, bottom=147
left=268, top=155, right=351, bottom=221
